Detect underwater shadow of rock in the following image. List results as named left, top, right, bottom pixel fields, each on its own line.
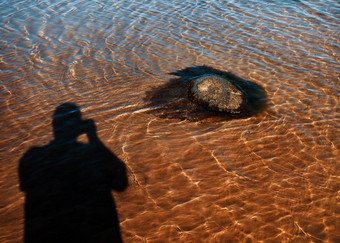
left=144, top=66, right=267, bottom=121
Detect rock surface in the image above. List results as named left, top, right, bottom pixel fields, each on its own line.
left=188, top=74, right=246, bottom=113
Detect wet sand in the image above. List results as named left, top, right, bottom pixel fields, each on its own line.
left=1, top=0, right=339, bottom=242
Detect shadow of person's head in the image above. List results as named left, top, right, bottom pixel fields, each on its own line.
left=52, top=103, right=83, bottom=142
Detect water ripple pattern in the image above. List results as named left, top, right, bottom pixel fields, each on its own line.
left=1, top=0, right=339, bottom=242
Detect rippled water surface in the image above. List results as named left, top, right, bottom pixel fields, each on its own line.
left=1, top=0, right=339, bottom=242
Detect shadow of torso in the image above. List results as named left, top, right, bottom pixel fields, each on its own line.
left=19, top=140, right=127, bottom=243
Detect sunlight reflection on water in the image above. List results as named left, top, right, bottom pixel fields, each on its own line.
left=1, top=0, right=339, bottom=242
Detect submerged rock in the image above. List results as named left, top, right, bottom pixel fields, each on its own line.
left=188, top=74, right=247, bottom=114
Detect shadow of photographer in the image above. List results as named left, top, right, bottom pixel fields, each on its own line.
left=19, top=103, right=128, bottom=243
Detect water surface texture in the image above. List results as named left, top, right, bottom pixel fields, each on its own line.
left=1, top=0, right=339, bottom=242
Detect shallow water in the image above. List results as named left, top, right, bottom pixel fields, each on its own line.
left=1, top=0, right=339, bottom=242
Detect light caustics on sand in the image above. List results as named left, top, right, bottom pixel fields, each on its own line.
left=0, top=0, right=339, bottom=242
